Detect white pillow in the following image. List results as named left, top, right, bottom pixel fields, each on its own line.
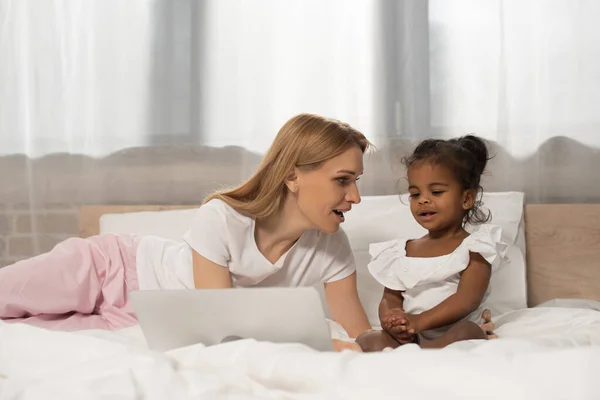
left=341, top=192, right=527, bottom=327
left=536, top=298, right=600, bottom=312
left=99, top=208, right=197, bottom=241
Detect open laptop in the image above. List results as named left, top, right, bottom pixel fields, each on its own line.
left=130, top=287, right=334, bottom=352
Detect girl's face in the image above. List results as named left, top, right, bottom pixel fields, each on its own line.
left=292, top=146, right=363, bottom=234
left=407, top=161, right=475, bottom=232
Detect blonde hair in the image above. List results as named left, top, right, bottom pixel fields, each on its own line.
left=204, top=113, right=371, bottom=219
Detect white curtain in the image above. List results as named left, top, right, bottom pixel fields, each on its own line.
left=0, top=0, right=384, bottom=157
left=430, top=0, right=600, bottom=157
left=197, top=0, right=382, bottom=153
left=0, top=0, right=599, bottom=177
left=0, top=0, right=159, bottom=157
left=3, top=0, right=600, bottom=157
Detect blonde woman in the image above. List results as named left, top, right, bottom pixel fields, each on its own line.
left=0, top=113, right=374, bottom=349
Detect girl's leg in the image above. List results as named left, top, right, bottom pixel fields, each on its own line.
left=0, top=234, right=140, bottom=331
left=355, top=330, right=402, bottom=352
left=356, top=321, right=486, bottom=352
left=420, top=321, right=486, bottom=349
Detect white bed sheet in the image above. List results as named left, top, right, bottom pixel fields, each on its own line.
left=1, top=306, right=599, bottom=399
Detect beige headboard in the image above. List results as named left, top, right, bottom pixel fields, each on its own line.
left=524, top=204, right=600, bottom=306
left=79, top=204, right=600, bottom=307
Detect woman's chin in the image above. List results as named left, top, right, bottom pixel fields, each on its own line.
left=318, top=222, right=341, bottom=234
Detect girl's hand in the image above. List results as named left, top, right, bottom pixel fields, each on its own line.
left=381, top=308, right=407, bottom=331
left=382, top=309, right=418, bottom=344
left=388, top=313, right=422, bottom=343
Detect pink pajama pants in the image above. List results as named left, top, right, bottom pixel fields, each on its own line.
left=0, top=233, right=140, bottom=331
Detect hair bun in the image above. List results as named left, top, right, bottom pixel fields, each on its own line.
left=457, top=135, right=489, bottom=175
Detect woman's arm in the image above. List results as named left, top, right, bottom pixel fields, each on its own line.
left=412, top=252, right=491, bottom=333
left=192, top=249, right=233, bottom=289
left=323, top=272, right=371, bottom=338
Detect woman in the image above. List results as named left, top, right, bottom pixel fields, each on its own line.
left=0, top=114, right=372, bottom=346
left=0, top=113, right=494, bottom=351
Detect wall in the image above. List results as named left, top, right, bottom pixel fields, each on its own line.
left=1, top=136, right=599, bottom=267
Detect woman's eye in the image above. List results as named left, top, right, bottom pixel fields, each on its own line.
left=336, top=177, right=349, bottom=184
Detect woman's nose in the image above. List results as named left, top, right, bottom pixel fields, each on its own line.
left=346, top=183, right=361, bottom=204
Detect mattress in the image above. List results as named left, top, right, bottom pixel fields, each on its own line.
left=1, top=303, right=599, bottom=399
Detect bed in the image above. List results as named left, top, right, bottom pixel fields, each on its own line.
left=1, top=194, right=599, bottom=399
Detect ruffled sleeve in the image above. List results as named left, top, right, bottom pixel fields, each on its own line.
left=461, top=224, right=509, bottom=270
left=366, top=239, right=415, bottom=291
left=366, top=225, right=509, bottom=291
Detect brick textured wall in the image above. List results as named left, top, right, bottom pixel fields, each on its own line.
left=0, top=204, right=78, bottom=267
left=0, top=145, right=267, bottom=268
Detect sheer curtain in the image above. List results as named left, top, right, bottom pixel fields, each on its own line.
left=197, top=0, right=381, bottom=152
left=429, top=0, right=600, bottom=157
left=1, top=0, right=599, bottom=263
left=0, top=0, right=385, bottom=157
left=4, top=0, right=599, bottom=155
left=0, top=0, right=159, bottom=157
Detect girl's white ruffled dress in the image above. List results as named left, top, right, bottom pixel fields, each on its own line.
left=367, top=224, right=508, bottom=340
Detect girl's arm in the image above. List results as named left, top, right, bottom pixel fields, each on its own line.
left=412, top=252, right=491, bottom=333
left=324, top=272, right=372, bottom=338
left=378, top=287, right=405, bottom=321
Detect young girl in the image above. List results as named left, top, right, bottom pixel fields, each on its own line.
left=356, top=135, right=507, bottom=351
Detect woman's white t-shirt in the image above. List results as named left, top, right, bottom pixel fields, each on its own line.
left=135, top=199, right=357, bottom=290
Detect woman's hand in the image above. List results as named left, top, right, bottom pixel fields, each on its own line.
left=332, top=339, right=362, bottom=352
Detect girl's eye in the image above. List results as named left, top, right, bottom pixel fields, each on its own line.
left=432, top=191, right=444, bottom=195
left=409, top=193, right=420, bottom=198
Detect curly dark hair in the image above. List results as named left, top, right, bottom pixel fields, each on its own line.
left=402, top=135, right=492, bottom=225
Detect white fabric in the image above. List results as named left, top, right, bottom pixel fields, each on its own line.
left=536, top=298, right=600, bottom=312
left=100, top=208, right=199, bottom=243
left=134, top=199, right=356, bottom=290
left=0, top=0, right=378, bottom=157
left=1, top=306, right=599, bottom=399
left=4, top=1, right=600, bottom=159
left=367, top=224, right=508, bottom=339
left=198, top=0, right=378, bottom=153
left=0, top=0, right=161, bottom=157
left=430, top=0, right=600, bottom=157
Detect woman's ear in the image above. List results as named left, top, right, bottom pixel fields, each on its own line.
left=462, top=189, right=476, bottom=210
left=284, top=168, right=299, bottom=194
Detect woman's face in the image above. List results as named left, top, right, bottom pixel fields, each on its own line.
left=293, top=146, right=363, bottom=233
